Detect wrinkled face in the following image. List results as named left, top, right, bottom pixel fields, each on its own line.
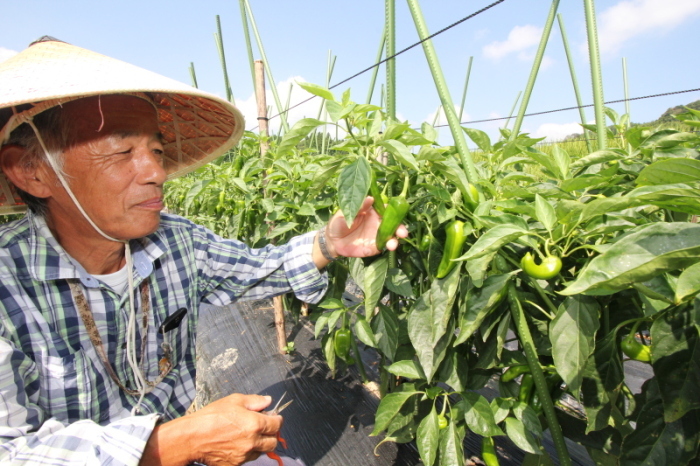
left=45, top=95, right=167, bottom=240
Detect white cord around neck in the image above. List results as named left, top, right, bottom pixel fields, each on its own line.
left=27, top=118, right=148, bottom=415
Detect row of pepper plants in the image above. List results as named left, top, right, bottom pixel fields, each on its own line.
left=165, top=86, right=700, bottom=465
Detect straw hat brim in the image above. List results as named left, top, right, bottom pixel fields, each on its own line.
left=0, top=38, right=245, bottom=215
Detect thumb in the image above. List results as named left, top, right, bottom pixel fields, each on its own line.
left=241, top=394, right=273, bottom=412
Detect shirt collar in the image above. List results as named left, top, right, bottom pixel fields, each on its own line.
left=26, top=211, right=166, bottom=288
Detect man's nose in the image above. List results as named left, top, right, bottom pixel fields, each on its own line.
left=136, top=148, right=167, bottom=185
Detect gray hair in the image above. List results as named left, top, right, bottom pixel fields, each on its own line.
left=4, top=106, right=70, bottom=216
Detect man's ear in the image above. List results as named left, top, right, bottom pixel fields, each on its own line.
left=0, top=145, right=53, bottom=199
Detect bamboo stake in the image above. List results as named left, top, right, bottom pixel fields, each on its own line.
left=255, top=60, right=287, bottom=354
left=214, top=15, right=234, bottom=104
left=583, top=0, right=607, bottom=150
left=510, top=0, right=561, bottom=139
left=243, top=0, right=289, bottom=132
left=557, top=13, right=592, bottom=152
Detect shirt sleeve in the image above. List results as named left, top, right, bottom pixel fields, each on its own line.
left=0, top=335, right=159, bottom=466
left=191, top=225, right=329, bottom=306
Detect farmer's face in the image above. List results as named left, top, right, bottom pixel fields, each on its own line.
left=45, top=95, right=167, bottom=240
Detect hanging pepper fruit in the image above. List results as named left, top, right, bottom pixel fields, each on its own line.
left=375, top=177, right=410, bottom=250
left=481, top=437, right=500, bottom=466
left=437, top=414, right=449, bottom=429
left=436, top=220, right=468, bottom=278
left=333, top=328, right=352, bottom=360
left=418, top=235, right=432, bottom=252
left=518, top=373, right=535, bottom=403
left=621, top=332, right=651, bottom=362
left=520, top=252, right=562, bottom=280
left=500, top=364, right=531, bottom=383
left=369, top=168, right=386, bottom=216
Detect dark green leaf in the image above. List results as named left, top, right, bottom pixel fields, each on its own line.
left=637, top=158, right=700, bottom=186
left=455, top=273, right=513, bottom=345
left=372, top=304, right=399, bottom=361
left=438, top=420, right=465, bottom=466
left=512, top=401, right=543, bottom=439
left=354, top=318, right=377, bottom=348
left=338, top=157, right=371, bottom=227
left=580, top=331, right=624, bottom=433
left=458, top=225, right=531, bottom=261
left=505, top=417, right=541, bottom=454
left=364, top=256, right=389, bottom=319
left=549, top=296, right=600, bottom=395
left=561, top=223, right=700, bottom=296
left=386, top=268, right=414, bottom=298
left=386, top=360, right=426, bottom=380
left=534, top=194, right=557, bottom=232
left=676, top=262, right=700, bottom=303
left=370, top=390, right=421, bottom=436
left=651, top=303, right=700, bottom=423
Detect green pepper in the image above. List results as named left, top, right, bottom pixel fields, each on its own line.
left=369, top=169, right=386, bottom=216
left=518, top=373, right=535, bottom=403
left=621, top=333, right=651, bottom=362
left=501, top=364, right=531, bottom=383
left=437, top=414, right=448, bottom=429
left=418, top=235, right=431, bottom=252
left=334, top=328, right=352, bottom=359
left=375, top=177, right=410, bottom=250
left=436, top=220, right=468, bottom=278
left=481, top=437, right=500, bottom=466
left=520, top=252, right=562, bottom=280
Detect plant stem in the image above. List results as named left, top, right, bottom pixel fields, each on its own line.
left=507, top=283, right=571, bottom=466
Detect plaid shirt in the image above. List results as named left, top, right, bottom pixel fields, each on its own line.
left=0, top=211, right=327, bottom=465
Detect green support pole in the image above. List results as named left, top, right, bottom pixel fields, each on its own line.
left=215, top=16, right=234, bottom=104
left=583, top=0, right=607, bottom=150
left=557, top=13, right=592, bottom=152
left=458, top=56, right=473, bottom=123
left=503, top=91, right=522, bottom=131
left=622, top=57, right=631, bottom=151
left=406, top=0, right=478, bottom=183
left=238, top=0, right=257, bottom=100
left=366, top=28, right=387, bottom=105
left=189, top=62, right=198, bottom=89
left=243, top=0, right=289, bottom=132
left=385, top=0, right=397, bottom=120
left=510, top=0, right=561, bottom=139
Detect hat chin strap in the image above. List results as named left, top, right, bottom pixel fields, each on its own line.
left=27, top=119, right=148, bottom=415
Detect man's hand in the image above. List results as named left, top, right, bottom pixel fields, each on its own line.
left=141, top=393, right=282, bottom=466
left=325, top=196, right=409, bottom=259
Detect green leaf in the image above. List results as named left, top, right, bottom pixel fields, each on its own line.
left=675, top=262, right=700, bottom=303
left=505, top=417, right=541, bottom=454
left=462, top=392, right=504, bottom=437
left=551, top=145, right=571, bottom=180
left=386, top=268, right=414, bottom=298
left=184, top=179, right=212, bottom=212
left=408, top=268, right=461, bottom=381
left=534, top=194, right=557, bottom=232
left=386, top=360, right=426, bottom=380
left=549, top=296, right=600, bottom=395
left=463, top=127, right=492, bottom=152
left=354, top=318, right=377, bottom=348
left=276, top=118, right=324, bottom=158
left=637, top=158, right=700, bottom=186
left=458, top=225, right=531, bottom=262
left=620, top=379, right=700, bottom=465
left=438, top=420, right=465, bottom=466
left=380, top=139, right=420, bottom=172
left=267, top=222, right=299, bottom=240
left=314, top=312, right=331, bottom=339
left=364, top=256, right=389, bottom=320
left=580, top=331, right=624, bottom=433
left=522, top=452, right=556, bottom=466
left=337, top=157, right=371, bottom=227
left=490, top=397, right=514, bottom=424
left=436, top=349, right=469, bottom=392
left=561, top=223, right=700, bottom=296
left=454, top=272, right=512, bottom=345
left=435, top=157, right=473, bottom=201
left=370, top=390, right=421, bottom=436
left=297, top=81, right=335, bottom=101
left=417, top=407, right=440, bottom=466
left=651, top=303, right=700, bottom=423
left=512, top=401, right=543, bottom=439
left=371, top=304, right=399, bottom=361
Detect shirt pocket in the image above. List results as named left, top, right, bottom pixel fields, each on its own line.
left=38, top=348, right=98, bottom=424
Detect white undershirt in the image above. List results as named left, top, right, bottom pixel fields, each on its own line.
left=93, top=265, right=129, bottom=295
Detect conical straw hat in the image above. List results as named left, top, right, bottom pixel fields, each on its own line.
left=0, top=37, right=245, bottom=215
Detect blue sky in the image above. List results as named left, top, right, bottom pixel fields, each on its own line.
left=2, top=0, right=699, bottom=145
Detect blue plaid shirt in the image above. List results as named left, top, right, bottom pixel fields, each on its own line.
left=0, top=211, right=327, bottom=465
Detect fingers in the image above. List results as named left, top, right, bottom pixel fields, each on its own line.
left=240, top=393, right=273, bottom=412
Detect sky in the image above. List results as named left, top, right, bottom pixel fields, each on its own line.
left=2, top=0, right=699, bottom=146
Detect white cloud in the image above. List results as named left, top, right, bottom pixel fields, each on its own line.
left=598, top=0, right=700, bottom=54
left=0, top=47, right=18, bottom=62
left=424, top=105, right=470, bottom=127
left=483, top=25, right=543, bottom=60
left=532, top=122, right=585, bottom=141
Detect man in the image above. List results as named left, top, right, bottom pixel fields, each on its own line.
left=0, top=38, right=406, bottom=465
